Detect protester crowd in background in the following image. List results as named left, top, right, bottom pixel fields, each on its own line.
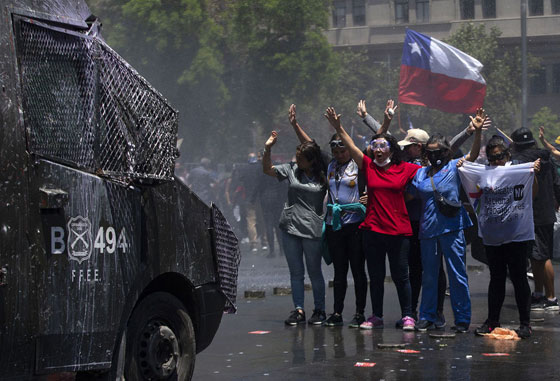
left=177, top=99, right=560, bottom=340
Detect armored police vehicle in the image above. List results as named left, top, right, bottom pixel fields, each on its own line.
left=0, top=1, right=239, bottom=379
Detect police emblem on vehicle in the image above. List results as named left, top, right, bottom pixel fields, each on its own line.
left=67, top=216, right=93, bottom=263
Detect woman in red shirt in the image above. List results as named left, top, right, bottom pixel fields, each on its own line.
left=325, top=107, right=420, bottom=331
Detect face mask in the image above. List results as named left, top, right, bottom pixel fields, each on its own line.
left=427, top=149, right=447, bottom=167
left=374, top=157, right=391, bottom=167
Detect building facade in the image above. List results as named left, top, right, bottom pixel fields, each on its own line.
left=325, top=0, right=560, bottom=116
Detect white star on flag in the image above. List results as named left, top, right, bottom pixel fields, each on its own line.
left=408, top=42, right=421, bottom=56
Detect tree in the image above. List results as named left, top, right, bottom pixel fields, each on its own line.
left=531, top=107, right=560, bottom=142
left=397, top=23, right=540, bottom=140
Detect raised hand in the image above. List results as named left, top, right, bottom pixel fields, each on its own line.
left=384, top=99, right=398, bottom=121
left=265, top=131, right=278, bottom=149
left=467, top=114, right=491, bottom=134
left=469, top=108, right=487, bottom=131
left=289, top=104, right=297, bottom=126
left=534, top=158, right=541, bottom=174
left=357, top=100, right=367, bottom=118
left=539, top=126, right=545, bottom=140
left=324, top=107, right=342, bottom=130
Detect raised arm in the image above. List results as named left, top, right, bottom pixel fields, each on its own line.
left=288, top=104, right=312, bottom=143
left=464, top=108, right=486, bottom=162
left=325, top=107, right=364, bottom=169
left=357, top=99, right=381, bottom=134
left=262, top=131, right=279, bottom=177
left=539, top=126, right=560, bottom=159
left=378, top=99, right=398, bottom=135
left=450, top=115, right=491, bottom=153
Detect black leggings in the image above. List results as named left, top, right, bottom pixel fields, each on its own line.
left=485, top=241, right=531, bottom=326
left=325, top=223, right=368, bottom=314
left=409, top=221, right=446, bottom=316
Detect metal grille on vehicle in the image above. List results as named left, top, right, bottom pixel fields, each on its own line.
left=211, top=205, right=240, bottom=313
left=16, top=19, right=178, bottom=181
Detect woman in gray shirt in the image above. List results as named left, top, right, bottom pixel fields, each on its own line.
left=262, top=130, right=328, bottom=325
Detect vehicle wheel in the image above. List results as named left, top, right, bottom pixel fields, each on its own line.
left=125, top=292, right=196, bottom=380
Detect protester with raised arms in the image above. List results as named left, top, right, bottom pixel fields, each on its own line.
left=458, top=135, right=540, bottom=339
left=408, top=108, right=485, bottom=333
left=325, top=106, right=420, bottom=331
left=262, top=130, right=328, bottom=326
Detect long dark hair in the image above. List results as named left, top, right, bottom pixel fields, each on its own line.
left=369, top=133, right=403, bottom=165
left=296, top=140, right=326, bottom=185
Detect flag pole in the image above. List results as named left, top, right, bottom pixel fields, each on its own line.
left=397, top=104, right=402, bottom=133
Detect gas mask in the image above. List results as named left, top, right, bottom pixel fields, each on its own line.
left=426, top=149, right=447, bottom=168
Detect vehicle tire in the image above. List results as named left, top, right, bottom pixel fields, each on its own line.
left=124, top=292, right=196, bottom=380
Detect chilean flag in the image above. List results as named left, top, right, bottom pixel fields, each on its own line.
left=399, top=29, right=486, bottom=114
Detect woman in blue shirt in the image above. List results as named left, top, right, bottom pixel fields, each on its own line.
left=409, top=108, right=485, bottom=333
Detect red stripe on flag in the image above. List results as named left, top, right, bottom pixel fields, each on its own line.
left=399, top=65, right=486, bottom=114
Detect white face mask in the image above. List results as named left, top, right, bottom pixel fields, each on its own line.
left=374, top=157, right=391, bottom=167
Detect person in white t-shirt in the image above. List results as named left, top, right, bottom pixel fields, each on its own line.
left=458, top=135, right=540, bottom=339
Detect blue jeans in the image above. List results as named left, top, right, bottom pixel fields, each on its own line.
left=362, top=230, right=412, bottom=318
left=281, top=231, right=325, bottom=311
left=420, top=230, right=471, bottom=325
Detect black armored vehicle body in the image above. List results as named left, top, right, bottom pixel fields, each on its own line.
left=0, top=1, right=239, bottom=379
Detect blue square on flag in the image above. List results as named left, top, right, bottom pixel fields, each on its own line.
left=399, top=29, right=486, bottom=114
left=402, top=29, right=431, bottom=71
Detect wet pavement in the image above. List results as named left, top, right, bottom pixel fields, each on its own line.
left=194, top=245, right=560, bottom=380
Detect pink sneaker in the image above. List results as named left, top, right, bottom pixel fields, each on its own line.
left=359, top=315, right=384, bottom=329
left=402, top=316, right=415, bottom=331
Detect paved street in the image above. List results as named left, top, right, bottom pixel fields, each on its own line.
left=194, top=245, right=560, bottom=380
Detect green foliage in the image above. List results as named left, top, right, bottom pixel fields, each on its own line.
left=531, top=107, right=560, bottom=141
left=399, top=23, right=540, bottom=140
left=85, top=2, right=538, bottom=162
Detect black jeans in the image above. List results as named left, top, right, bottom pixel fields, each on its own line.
left=325, top=223, right=367, bottom=314
left=409, top=221, right=446, bottom=316
left=485, top=241, right=531, bottom=326
left=363, top=230, right=412, bottom=318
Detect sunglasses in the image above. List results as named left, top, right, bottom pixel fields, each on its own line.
left=330, top=140, right=345, bottom=149
left=487, top=151, right=507, bottom=162
left=370, top=139, right=390, bottom=150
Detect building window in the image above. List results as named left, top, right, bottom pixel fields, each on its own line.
left=333, top=0, right=346, bottom=28
left=529, top=0, right=543, bottom=16
left=552, top=0, right=560, bottom=14
left=416, top=0, right=429, bottom=22
left=530, top=67, right=547, bottom=95
left=460, top=0, right=475, bottom=19
left=482, top=0, right=496, bottom=18
left=353, top=0, right=366, bottom=26
left=553, top=64, right=560, bottom=94
left=395, top=0, right=409, bottom=23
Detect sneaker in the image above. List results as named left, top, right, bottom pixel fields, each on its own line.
left=452, top=323, right=470, bottom=333
left=261, top=246, right=268, bottom=251
left=474, top=320, right=500, bottom=336
left=531, top=295, right=545, bottom=311
left=515, top=325, right=532, bottom=339
left=285, top=310, right=306, bottom=326
left=360, top=315, right=384, bottom=330
left=308, top=309, right=327, bottom=325
left=323, top=313, right=343, bottom=327
left=434, top=312, right=446, bottom=329
left=543, top=298, right=560, bottom=311
left=402, top=316, right=415, bottom=331
left=415, top=319, right=435, bottom=332
left=348, top=313, right=365, bottom=328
